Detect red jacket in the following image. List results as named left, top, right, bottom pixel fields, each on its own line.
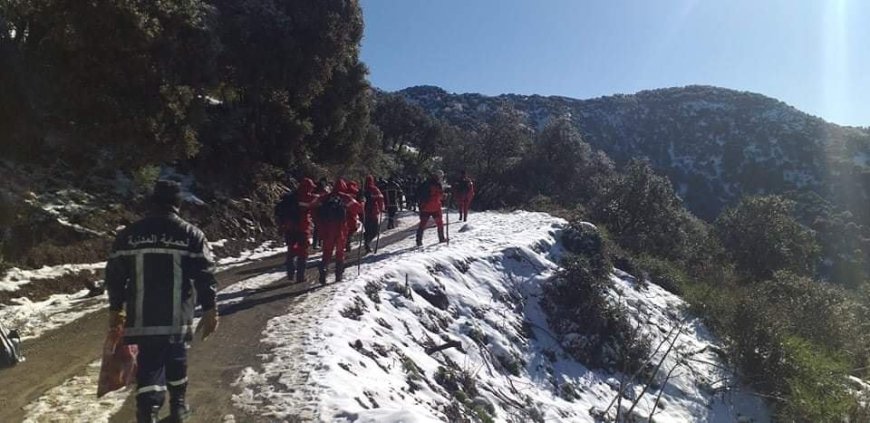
left=311, top=179, right=360, bottom=236
left=363, top=175, right=385, bottom=221
left=419, top=178, right=444, bottom=214
left=332, top=179, right=363, bottom=235
left=282, top=178, right=318, bottom=235
left=455, top=177, right=475, bottom=204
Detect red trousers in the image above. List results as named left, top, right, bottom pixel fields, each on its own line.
left=319, top=224, right=347, bottom=267
left=419, top=210, right=444, bottom=231
left=457, top=199, right=471, bottom=218
left=284, top=231, right=309, bottom=260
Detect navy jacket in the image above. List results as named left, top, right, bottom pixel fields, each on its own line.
left=106, top=210, right=217, bottom=343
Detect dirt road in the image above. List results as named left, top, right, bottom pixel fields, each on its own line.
left=0, top=224, right=416, bottom=422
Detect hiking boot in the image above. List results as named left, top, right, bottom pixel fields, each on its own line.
left=437, top=227, right=446, bottom=243
left=295, top=258, right=307, bottom=284
left=136, top=405, right=159, bottom=423
left=365, top=244, right=372, bottom=254
left=335, top=261, right=345, bottom=282
left=318, top=264, right=328, bottom=285
left=415, top=227, right=424, bottom=247
left=170, top=404, right=192, bottom=422
left=168, top=382, right=189, bottom=422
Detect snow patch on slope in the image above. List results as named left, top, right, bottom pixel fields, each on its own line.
left=234, top=211, right=769, bottom=422
left=0, top=290, right=106, bottom=341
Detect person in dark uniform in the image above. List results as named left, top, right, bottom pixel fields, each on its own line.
left=382, top=177, right=403, bottom=229
left=106, top=180, right=218, bottom=423
left=404, top=176, right=419, bottom=212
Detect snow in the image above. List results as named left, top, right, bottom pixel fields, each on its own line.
left=209, top=239, right=229, bottom=248
left=0, top=261, right=107, bottom=341
left=20, top=269, right=288, bottom=423
left=0, top=289, right=106, bottom=341
left=0, top=262, right=104, bottom=292
left=22, top=360, right=131, bottom=423
left=16, top=212, right=423, bottom=420
left=233, top=211, right=770, bottom=422
left=10, top=210, right=770, bottom=421
left=216, top=240, right=284, bottom=269
left=24, top=189, right=109, bottom=237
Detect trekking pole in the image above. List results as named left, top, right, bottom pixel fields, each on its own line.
left=357, top=206, right=365, bottom=276
left=445, top=199, right=450, bottom=246
left=374, top=212, right=383, bottom=254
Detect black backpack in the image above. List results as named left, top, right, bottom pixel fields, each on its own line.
left=274, top=192, right=300, bottom=225
left=455, top=178, right=470, bottom=194
left=0, top=322, right=23, bottom=368
left=416, top=181, right=431, bottom=205
left=318, top=194, right=346, bottom=222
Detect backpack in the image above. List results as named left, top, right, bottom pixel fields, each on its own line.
left=455, top=178, right=470, bottom=195
left=274, top=192, right=300, bottom=225
left=0, top=321, right=23, bottom=368
left=318, top=194, right=346, bottom=223
left=416, top=181, right=431, bottom=205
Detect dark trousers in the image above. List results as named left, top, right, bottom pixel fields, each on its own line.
left=136, top=338, right=188, bottom=414
left=364, top=218, right=379, bottom=247
left=386, top=206, right=398, bottom=229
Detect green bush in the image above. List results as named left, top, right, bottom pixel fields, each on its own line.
left=747, top=272, right=865, bottom=356
left=132, top=165, right=162, bottom=198
left=716, top=271, right=869, bottom=421
left=544, top=221, right=650, bottom=373
left=776, top=337, right=852, bottom=422
left=629, top=254, right=688, bottom=295
left=715, top=195, right=819, bottom=281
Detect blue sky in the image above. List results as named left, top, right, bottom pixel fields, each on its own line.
left=360, top=0, right=869, bottom=127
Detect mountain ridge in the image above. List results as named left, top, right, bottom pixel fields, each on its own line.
left=388, top=84, right=870, bottom=221
left=397, top=84, right=866, bottom=129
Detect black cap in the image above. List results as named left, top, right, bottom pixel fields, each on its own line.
left=151, top=180, right=182, bottom=208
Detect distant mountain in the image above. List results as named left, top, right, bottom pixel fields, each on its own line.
left=393, top=85, right=870, bottom=221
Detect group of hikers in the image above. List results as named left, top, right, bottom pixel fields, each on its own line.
left=98, top=170, right=473, bottom=422
left=274, top=169, right=476, bottom=285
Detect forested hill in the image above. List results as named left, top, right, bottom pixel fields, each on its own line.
left=395, top=85, right=870, bottom=221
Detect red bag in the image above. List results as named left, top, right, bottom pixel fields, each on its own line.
left=97, top=327, right=138, bottom=397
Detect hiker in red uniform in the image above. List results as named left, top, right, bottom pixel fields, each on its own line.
left=311, top=178, right=331, bottom=250
left=344, top=181, right=364, bottom=253
left=274, top=178, right=319, bottom=283
left=454, top=170, right=475, bottom=222
left=416, top=170, right=447, bottom=246
left=363, top=175, right=385, bottom=253
left=314, top=179, right=360, bottom=284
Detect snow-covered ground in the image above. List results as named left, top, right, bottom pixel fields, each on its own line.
left=16, top=212, right=422, bottom=422
left=0, top=264, right=106, bottom=340
left=233, top=211, right=770, bottom=422
left=0, top=237, right=278, bottom=341
left=0, top=236, right=288, bottom=341
left=7, top=210, right=769, bottom=422
left=21, top=270, right=288, bottom=423
left=0, top=263, right=104, bottom=292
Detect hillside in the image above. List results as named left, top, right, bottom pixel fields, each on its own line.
left=393, top=85, right=870, bottom=221
left=2, top=211, right=772, bottom=422
left=230, top=211, right=768, bottom=422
